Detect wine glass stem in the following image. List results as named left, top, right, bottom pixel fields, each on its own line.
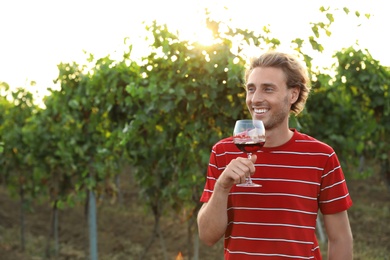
left=247, top=153, right=253, bottom=184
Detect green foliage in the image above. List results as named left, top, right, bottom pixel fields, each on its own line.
left=0, top=87, right=40, bottom=198
left=334, top=48, right=390, bottom=175
left=0, top=86, right=11, bottom=155
left=300, top=47, right=390, bottom=178
left=40, top=54, right=140, bottom=204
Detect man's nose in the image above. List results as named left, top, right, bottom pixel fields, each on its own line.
left=252, top=89, right=264, bottom=103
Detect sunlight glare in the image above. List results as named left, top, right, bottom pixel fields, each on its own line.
left=194, top=27, right=215, bottom=46
left=179, top=24, right=215, bottom=46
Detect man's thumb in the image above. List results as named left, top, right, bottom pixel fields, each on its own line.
left=250, top=154, right=257, bottom=163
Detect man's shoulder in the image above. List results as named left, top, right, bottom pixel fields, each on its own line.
left=293, top=130, right=335, bottom=153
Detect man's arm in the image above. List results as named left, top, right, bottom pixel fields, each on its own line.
left=197, top=155, right=257, bottom=246
left=197, top=183, right=230, bottom=246
left=323, top=210, right=353, bottom=259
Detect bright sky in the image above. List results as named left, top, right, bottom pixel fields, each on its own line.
left=0, top=0, right=389, bottom=101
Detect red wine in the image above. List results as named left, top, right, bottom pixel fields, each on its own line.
left=235, top=141, right=265, bottom=153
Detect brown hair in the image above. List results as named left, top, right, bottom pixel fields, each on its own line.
left=244, top=51, right=311, bottom=115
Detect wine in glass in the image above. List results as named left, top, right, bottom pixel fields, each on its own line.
left=233, top=119, right=265, bottom=187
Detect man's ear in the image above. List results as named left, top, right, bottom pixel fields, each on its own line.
left=290, top=86, right=300, bottom=104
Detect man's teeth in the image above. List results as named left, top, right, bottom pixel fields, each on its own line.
left=254, top=108, right=268, bottom=114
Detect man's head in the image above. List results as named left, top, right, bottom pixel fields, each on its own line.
left=244, top=51, right=311, bottom=116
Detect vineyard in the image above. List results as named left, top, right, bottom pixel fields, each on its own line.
left=1, top=8, right=390, bottom=260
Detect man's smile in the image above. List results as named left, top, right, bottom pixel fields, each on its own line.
left=254, top=108, right=269, bottom=114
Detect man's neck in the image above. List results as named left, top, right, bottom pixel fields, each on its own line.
left=264, top=125, right=294, bottom=148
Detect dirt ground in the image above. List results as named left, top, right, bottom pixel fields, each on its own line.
left=0, top=173, right=389, bottom=260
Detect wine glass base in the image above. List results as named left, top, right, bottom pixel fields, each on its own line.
left=236, top=183, right=262, bottom=187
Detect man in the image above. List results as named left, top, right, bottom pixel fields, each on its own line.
left=197, top=51, right=353, bottom=259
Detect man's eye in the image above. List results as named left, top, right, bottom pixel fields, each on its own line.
left=265, top=87, right=273, bottom=92
left=247, top=87, right=255, bottom=92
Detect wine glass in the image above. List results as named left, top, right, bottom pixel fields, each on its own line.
left=233, top=119, right=265, bottom=187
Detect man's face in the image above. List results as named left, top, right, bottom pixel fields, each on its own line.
left=245, top=67, right=298, bottom=131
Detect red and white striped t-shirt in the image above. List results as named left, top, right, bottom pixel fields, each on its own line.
left=200, top=129, right=353, bottom=259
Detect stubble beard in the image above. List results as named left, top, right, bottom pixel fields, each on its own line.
left=263, top=95, right=291, bottom=131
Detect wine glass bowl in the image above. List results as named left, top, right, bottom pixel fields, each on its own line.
left=233, top=119, right=265, bottom=187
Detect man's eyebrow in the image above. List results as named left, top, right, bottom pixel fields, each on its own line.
left=245, top=82, right=275, bottom=88
left=245, top=82, right=255, bottom=88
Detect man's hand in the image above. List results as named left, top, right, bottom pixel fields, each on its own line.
left=216, top=154, right=257, bottom=190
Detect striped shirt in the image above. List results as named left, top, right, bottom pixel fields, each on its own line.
left=200, top=130, right=353, bottom=259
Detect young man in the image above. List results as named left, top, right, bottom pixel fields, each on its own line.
left=197, top=51, right=353, bottom=259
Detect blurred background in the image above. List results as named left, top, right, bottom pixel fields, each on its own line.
left=0, top=0, right=389, bottom=259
